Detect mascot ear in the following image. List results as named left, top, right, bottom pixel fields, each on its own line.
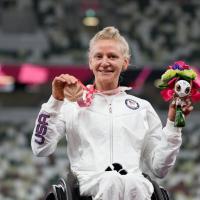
left=105, top=163, right=122, bottom=171
left=112, top=163, right=122, bottom=171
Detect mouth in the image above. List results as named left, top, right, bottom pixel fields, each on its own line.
left=98, top=69, right=114, bottom=73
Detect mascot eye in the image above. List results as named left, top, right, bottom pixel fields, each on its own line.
left=185, top=87, right=190, bottom=94
left=176, top=84, right=181, bottom=92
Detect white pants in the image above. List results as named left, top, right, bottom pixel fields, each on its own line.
left=78, top=171, right=154, bottom=200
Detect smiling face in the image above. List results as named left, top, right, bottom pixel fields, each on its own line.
left=89, top=39, right=129, bottom=91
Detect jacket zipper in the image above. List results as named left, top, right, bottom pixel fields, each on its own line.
left=109, top=103, right=113, bottom=163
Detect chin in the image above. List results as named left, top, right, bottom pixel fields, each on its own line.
left=101, top=77, right=114, bottom=83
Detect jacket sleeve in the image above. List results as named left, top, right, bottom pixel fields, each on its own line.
left=31, top=96, right=67, bottom=157
left=142, top=102, right=182, bottom=178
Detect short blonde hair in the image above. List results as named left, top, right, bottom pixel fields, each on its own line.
left=89, top=26, right=131, bottom=59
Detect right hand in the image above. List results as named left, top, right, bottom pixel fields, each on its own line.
left=52, top=74, right=79, bottom=101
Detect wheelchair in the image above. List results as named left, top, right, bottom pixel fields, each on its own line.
left=45, top=170, right=170, bottom=200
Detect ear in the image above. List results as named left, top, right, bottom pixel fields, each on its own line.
left=122, top=58, right=129, bottom=71
left=88, top=55, right=93, bottom=70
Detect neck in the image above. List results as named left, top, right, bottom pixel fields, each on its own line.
left=95, top=81, right=118, bottom=92
left=101, top=87, right=120, bottom=95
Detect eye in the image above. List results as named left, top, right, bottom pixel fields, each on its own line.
left=176, top=84, right=181, bottom=92
left=185, top=87, right=190, bottom=94
left=110, top=55, right=117, bottom=58
left=108, top=53, right=118, bottom=59
left=94, top=54, right=102, bottom=59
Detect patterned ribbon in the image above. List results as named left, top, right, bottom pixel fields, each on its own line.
left=77, top=82, right=98, bottom=107
left=77, top=81, right=120, bottom=107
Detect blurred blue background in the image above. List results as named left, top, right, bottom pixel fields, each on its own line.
left=0, top=0, right=200, bottom=200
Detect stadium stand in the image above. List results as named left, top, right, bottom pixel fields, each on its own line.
left=0, top=0, right=199, bottom=66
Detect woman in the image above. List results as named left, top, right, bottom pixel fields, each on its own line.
left=31, top=27, right=193, bottom=200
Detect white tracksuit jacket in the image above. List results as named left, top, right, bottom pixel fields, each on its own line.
left=31, top=87, right=182, bottom=198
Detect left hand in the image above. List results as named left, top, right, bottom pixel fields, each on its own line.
left=168, top=97, right=194, bottom=122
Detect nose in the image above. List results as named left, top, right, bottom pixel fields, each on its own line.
left=101, top=57, right=110, bottom=67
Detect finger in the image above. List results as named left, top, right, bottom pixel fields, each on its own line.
left=60, top=74, right=72, bottom=85
left=182, top=100, right=192, bottom=109
left=70, top=76, right=78, bottom=84
left=53, top=76, right=67, bottom=85
left=180, top=98, right=192, bottom=109
left=184, top=97, right=192, bottom=103
left=170, top=97, right=177, bottom=109
left=187, top=99, right=192, bottom=107
left=60, top=74, right=78, bottom=85
left=181, top=101, right=186, bottom=107
left=182, top=105, right=194, bottom=116
left=185, top=96, right=191, bottom=101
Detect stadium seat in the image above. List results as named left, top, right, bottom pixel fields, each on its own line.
left=45, top=171, right=170, bottom=200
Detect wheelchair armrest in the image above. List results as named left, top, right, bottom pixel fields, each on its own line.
left=45, top=171, right=92, bottom=200
left=143, top=173, right=170, bottom=200
left=45, top=178, right=69, bottom=200
left=66, top=171, right=92, bottom=200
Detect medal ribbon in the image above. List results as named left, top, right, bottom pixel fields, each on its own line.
left=77, top=81, right=120, bottom=107
left=77, top=81, right=98, bottom=107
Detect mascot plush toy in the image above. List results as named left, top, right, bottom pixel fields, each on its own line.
left=158, top=61, right=200, bottom=127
